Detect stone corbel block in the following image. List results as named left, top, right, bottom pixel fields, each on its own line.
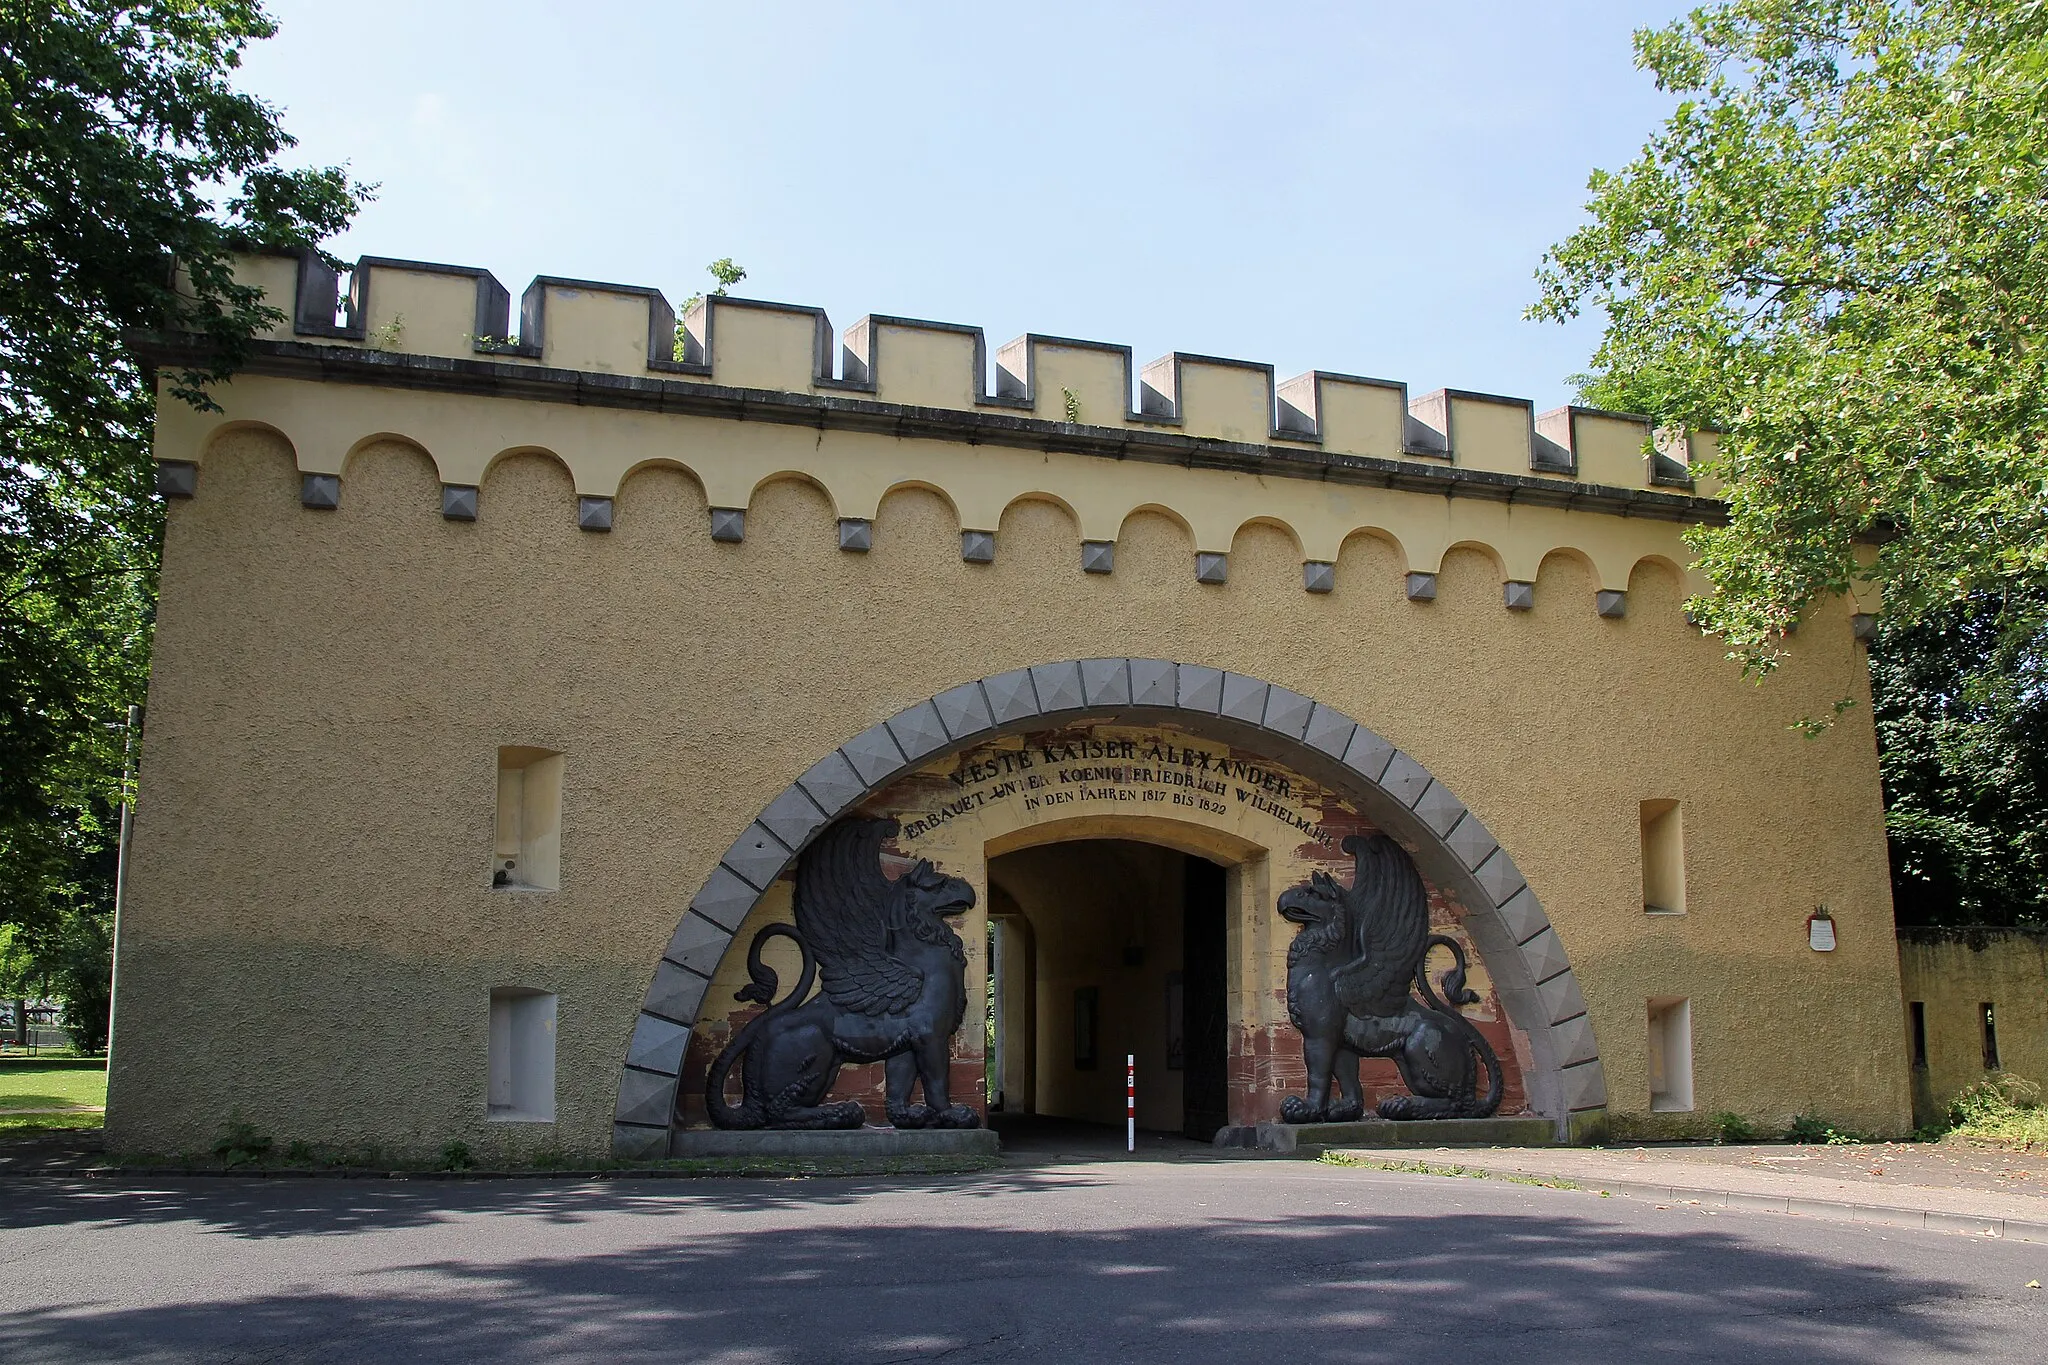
left=441, top=484, right=478, bottom=521
left=155, top=460, right=198, bottom=499
left=1405, top=571, right=1437, bottom=602
left=300, top=473, right=340, bottom=510
left=1081, top=540, right=1115, bottom=575
left=961, top=530, right=995, bottom=563
left=709, top=507, right=746, bottom=543
left=1596, top=589, right=1627, bottom=619
left=837, top=518, right=872, bottom=553
left=1195, top=552, right=1228, bottom=585
left=577, top=495, right=613, bottom=532
left=1302, top=561, right=1335, bottom=594
left=1851, top=613, right=1878, bottom=643
left=1504, top=580, right=1535, bottom=612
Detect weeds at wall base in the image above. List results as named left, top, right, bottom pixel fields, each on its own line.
left=1940, top=1073, right=2048, bottom=1151
left=1318, top=1151, right=1582, bottom=1192
left=1606, top=1110, right=1896, bottom=1145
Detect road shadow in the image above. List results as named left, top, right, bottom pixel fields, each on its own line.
left=0, top=1188, right=2021, bottom=1363
left=0, top=1166, right=1110, bottom=1239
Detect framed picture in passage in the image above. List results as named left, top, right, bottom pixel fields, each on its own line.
left=1074, top=986, right=1099, bottom=1070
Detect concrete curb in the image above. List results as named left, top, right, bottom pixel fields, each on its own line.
left=1336, top=1156, right=2048, bottom=1241
left=1571, top=1175, right=2048, bottom=1242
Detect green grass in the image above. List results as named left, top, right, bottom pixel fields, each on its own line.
left=0, top=1060, right=106, bottom=1111
left=0, top=1110, right=102, bottom=1136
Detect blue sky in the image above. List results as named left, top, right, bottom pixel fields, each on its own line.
left=242, top=1, right=1683, bottom=411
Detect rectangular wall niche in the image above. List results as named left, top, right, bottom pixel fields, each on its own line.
left=1640, top=799, right=1685, bottom=914
left=494, top=746, right=564, bottom=890
left=488, top=987, right=556, bottom=1122
left=1647, top=996, right=1694, bottom=1112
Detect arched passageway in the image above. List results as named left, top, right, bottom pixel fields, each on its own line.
left=614, top=660, right=1607, bottom=1157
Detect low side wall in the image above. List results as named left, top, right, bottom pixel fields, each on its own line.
left=1898, top=927, right=2048, bottom=1128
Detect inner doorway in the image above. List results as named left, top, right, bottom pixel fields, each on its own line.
left=986, top=839, right=1231, bottom=1144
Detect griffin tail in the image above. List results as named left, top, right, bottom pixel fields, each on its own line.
left=1415, top=933, right=1481, bottom=1013
left=704, top=923, right=814, bottom=1130
left=1379, top=934, right=1504, bottom=1120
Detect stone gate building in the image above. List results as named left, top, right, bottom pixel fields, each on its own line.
left=106, top=249, right=1908, bottom=1159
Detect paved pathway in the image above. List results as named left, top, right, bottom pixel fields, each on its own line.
left=1333, top=1142, right=2048, bottom=1229
left=4, top=1158, right=2048, bottom=1362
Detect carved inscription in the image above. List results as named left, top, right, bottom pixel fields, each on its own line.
left=897, top=731, right=1329, bottom=842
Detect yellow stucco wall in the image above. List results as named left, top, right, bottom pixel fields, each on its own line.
left=1898, top=929, right=2048, bottom=1127
left=109, top=431, right=1906, bottom=1157
left=105, top=254, right=1908, bottom=1157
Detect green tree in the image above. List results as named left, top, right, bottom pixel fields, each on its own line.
left=1, top=2, right=364, bottom=1047
left=672, top=257, right=749, bottom=360
left=1872, top=602, right=2048, bottom=926
left=1532, top=0, right=2048, bottom=671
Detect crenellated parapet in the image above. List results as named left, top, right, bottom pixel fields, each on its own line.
left=140, top=247, right=1855, bottom=619
left=234, top=248, right=1721, bottom=494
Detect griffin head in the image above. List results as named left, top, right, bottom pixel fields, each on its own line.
left=896, top=858, right=977, bottom=923
left=1278, top=868, right=1349, bottom=928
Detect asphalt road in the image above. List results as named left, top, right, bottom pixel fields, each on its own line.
left=3, top=1160, right=2046, bottom=1363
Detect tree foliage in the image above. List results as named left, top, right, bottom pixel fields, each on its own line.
left=0, top=2, right=363, bottom=1046
left=1872, top=602, right=2048, bottom=925
left=1533, top=0, right=2048, bottom=670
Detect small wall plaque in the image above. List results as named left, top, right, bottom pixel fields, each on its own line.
left=1808, top=907, right=1836, bottom=952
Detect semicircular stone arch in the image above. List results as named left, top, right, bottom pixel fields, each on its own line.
left=612, top=659, right=1607, bottom=1158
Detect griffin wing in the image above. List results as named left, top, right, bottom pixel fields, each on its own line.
left=1330, top=834, right=1430, bottom=1019
left=791, top=817, right=926, bottom=1017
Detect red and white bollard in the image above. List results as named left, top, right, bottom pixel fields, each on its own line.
left=1126, top=1054, right=1135, bottom=1152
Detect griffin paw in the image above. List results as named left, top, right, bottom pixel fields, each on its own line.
left=823, top=1101, right=867, bottom=1128
left=888, top=1104, right=934, bottom=1129
left=1279, top=1096, right=1325, bottom=1124
left=1326, top=1098, right=1365, bottom=1123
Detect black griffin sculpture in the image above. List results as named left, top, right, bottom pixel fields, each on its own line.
left=1276, top=834, right=1503, bottom=1122
left=704, top=817, right=982, bottom=1130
